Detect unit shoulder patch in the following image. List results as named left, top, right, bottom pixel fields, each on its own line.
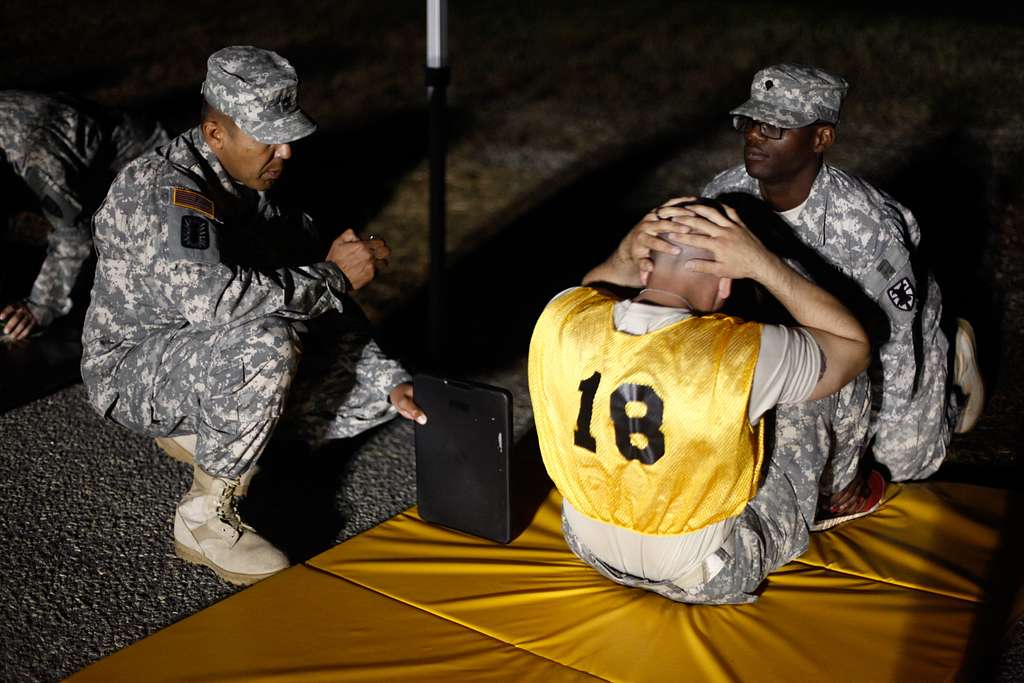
left=180, top=215, right=210, bottom=250
left=171, top=187, right=215, bottom=219
left=887, top=277, right=916, bottom=312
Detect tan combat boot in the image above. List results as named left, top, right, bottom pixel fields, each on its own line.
left=155, top=435, right=196, bottom=464
left=953, top=318, right=984, bottom=434
left=156, top=435, right=255, bottom=495
left=173, top=465, right=288, bottom=585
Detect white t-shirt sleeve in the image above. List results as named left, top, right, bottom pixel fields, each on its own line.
left=747, top=325, right=822, bottom=424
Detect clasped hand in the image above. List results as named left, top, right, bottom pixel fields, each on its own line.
left=326, top=228, right=391, bottom=291
left=620, top=197, right=775, bottom=284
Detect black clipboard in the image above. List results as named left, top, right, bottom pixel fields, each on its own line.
left=414, top=374, right=515, bottom=543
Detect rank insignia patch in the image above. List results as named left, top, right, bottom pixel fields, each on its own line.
left=172, top=187, right=215, bottom=219
left=887, top=277, right=916, bottom=311
left=181, top=215, right=210, bottom=250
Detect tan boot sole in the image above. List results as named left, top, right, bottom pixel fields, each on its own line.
left=173, top=541, right=279, bottom=587
left=155, top=437, right=194, bottom=464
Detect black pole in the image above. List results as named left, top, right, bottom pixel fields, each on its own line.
left=426, top=65, right=450, bottom=367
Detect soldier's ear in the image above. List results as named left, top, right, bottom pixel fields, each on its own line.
left=202, top=119, right=225, bottom=151
left=812, top=124, right=835, bottom=154
left=717, top=277, right=732, bottom=302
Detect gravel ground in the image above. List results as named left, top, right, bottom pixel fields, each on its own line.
left=1, top=1, right=1022, bottom=680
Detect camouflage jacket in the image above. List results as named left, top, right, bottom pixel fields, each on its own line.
left=82, top=126, right=361, bottom=415
left=704, top=163, right=949, bottom=476
left=0, top=90, right=167, bottom=326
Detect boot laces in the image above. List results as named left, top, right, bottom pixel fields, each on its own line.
left=215, top=481, right=243, bottom=532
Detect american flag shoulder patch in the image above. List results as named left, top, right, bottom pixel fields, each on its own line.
left=171, top=187, right=216, bottom=219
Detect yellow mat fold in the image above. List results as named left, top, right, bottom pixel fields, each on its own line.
left=308, top=483, right=1023, bottom=682
left=69, top=565, right=595, bottom=682
left=800, top=483, right=1023, bottom=602
left=73, top=482, right=1023, bottom=682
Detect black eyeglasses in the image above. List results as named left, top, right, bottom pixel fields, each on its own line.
left=732, top=115, right=785, bottom=140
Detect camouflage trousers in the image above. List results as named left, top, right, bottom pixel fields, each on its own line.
left=561, top=373, right=871, bottom=605
left=106, top=313, right=406, bottom=479
left=870, top=322, right=958, bottom=481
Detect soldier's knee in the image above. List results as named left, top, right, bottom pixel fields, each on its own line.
left=215, top=316, right=301, bottom=383
left=204, top=317, right=302, bottom=421
left=249, top=316, right=301, bottom=365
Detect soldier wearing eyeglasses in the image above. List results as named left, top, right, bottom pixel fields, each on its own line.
left=607, top=65, right=983, bottom=533
left=699, top=63, right=984, bottom=487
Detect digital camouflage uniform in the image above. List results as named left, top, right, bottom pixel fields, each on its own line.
left=704, top=64, right=954, bottom=483
left=0, top=90, right=168, bottom=326
left=82, top=126, right=409, bottom=480
left=704, top=165, right=952, bottom=481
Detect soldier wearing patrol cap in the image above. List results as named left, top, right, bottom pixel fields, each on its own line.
left=706, top=63, right=983, bottom=481
left=615, top=64, right=982, bottom=489
left=82, top=46, right=426, bottom=585
left=0, top=91, right=169, bottom=339
left=530, top=200, right=877, bottom=604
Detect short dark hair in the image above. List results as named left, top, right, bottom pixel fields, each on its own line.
left=673, top=197, right=726, bottom=214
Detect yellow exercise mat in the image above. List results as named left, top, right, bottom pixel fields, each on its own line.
left=802, top=482, right=1024, bottom=604
left=68, top=564, right=595, bottom=682
left=308, top=483, right=1023, bottom=682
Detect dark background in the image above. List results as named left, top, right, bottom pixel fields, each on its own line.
left=1, top=1, right=1022, bottom=680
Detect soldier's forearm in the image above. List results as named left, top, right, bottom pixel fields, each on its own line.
left=758, top=253, right=867, bottom=346
left=26, top=227, right=94, bottom=326
left=164, top=261, right=346, bottom=329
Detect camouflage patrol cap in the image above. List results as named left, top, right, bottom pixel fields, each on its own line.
left=730, top=64, right=848, bottom=129
left=201, top=46, right=317, bottom=144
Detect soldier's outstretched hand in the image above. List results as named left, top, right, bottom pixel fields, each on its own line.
left=326, top=229, right=391, bottom=291
left=0, top=302, right=39, bottom=341
left=389, top=383, right=427, bottom=425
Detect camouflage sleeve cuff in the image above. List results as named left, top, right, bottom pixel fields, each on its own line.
left=23, top=299, right=55, bottom=328
left=390, top=367, right=414, bottom=391
left=376, top=362, right=413, bottom=403
left=321, top=261, right=348, bottom=312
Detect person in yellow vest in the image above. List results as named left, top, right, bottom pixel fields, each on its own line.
left=528, top=199, right=879, bottom=604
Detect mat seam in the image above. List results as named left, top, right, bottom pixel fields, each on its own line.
left=302, top=561, right=609, bottom=682
left=792, top=557, right=981, bottom=604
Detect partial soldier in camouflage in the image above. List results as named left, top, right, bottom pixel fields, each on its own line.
left=82, top=46, right=425, bottom=585
left=617, top=64, right=983, bottom=483
left=0, top=91, right=169, bottom=338
left=530, top=201, right=876, bottom=604
left=705, top=64, right=983, bottom=479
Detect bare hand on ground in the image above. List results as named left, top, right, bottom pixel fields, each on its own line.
left=389, top=383, right=427, bottom=424
left=0, top=302, right=39, bottom=340
left=325, top=229, right=391, bottom=290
